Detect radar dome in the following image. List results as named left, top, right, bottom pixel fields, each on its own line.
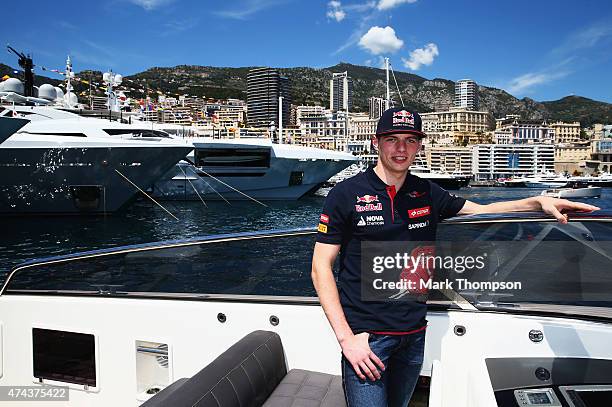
left=3, top=78, right=24, bottom=95
left=103, top=72, right=111, bottom=83
left=38, top=84, right=57, bottom=101
left=114, top=74, right=122, bottom=85
left=54, top=87, right=65, bottom=99
left=66, top=92, right=78, bottom=106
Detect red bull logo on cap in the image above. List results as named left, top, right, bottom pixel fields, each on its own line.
left=392, top=110, right=415, bottom=126
left=356, top=194, right=379, bottom=204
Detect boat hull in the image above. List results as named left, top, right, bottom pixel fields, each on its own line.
left=524, top=181, right=568, bottom=188
left=0, top=146, right=191, bottom=214
left=541, top=187, right=602, bottom=199
left=414, top=175, right=471, bottom=190
left=153, top=158, right=354, bottom=201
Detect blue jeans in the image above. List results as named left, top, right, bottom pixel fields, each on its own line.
left=341, top=331, right=425, bottom=407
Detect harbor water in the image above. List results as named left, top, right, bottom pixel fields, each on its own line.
left=1, top=187, right=609, bottom=283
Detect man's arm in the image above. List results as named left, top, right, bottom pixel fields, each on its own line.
left=458, top=196, right=600, bottom=224
left=311, top=242, right=385, bottom=381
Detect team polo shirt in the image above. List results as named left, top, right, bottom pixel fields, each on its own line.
left=315, top=166, right=466, bottom=334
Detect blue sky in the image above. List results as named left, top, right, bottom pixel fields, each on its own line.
left=1, top=0, right=611, bottom=102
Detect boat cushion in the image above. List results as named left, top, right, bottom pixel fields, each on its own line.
left=263, top=369, right=346, bottom=407
left=141, top=330, right=287, bottom=407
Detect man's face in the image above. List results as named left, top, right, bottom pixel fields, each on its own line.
left=373, top=133, right=422, bottom=173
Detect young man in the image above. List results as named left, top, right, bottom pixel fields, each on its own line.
left=311, top=107, right=599, bottom=407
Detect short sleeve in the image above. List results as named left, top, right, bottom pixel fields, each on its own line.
left=315, top=186, right=350, bottom=245
left=429, top=181, right=466, bottom=220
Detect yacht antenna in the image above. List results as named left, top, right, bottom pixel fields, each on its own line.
left=7, top=45, right=34, bottom=97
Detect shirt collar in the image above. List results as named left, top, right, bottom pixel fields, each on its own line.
left=365, top=166, right=413, bottom=193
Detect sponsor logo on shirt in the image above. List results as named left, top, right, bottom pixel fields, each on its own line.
left=356, top=194, right=379, bottom=204
left=355, top=203, right=383, bottom=212
left=320, top=214, right=329, bottom=224
left=318, top=223, right=328, bottom=233
left=408, top=206, right=431, bottom=219
left=408, top=190, right=427, bottom=198
left=366, top=215, right=385, bottom=226
left=357, top=215, right=385, bottom=227
left=408, top=220, right=430, bottom=230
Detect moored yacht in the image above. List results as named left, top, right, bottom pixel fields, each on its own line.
left=153, top=138, right=358, bottom=201
left=409, top=164, right=471, bottom=190
left=0, top=128, right=192, bottom=214
left=1, top=212, right=611, bottom=406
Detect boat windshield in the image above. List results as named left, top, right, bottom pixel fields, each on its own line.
left=2, top=215, right=612, bottom=319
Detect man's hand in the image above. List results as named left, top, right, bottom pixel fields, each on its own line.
left=340, top=332, right=385, bottom=381
left=536, top=196, right=600, bottom=224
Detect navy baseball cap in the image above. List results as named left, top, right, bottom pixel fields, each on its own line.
left=375, top=107, right=426, bottom=138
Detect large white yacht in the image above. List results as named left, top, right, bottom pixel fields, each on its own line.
left=153, top=138, right=359, bottom=201
left=0, top=97, right=192, bottom=214
left=0, top=212, right=611, bottom=406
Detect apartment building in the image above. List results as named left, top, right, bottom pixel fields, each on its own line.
left=329, top=71, right=353, bottom=112
left=426, top=146, right=473, bottom=175
left=454, top=79, right=478, bottom=110
left=472, top=144, right=555, bottom=180
left=550, top=121, right=581, bottom=144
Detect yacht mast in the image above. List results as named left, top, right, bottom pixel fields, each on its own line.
left=278, top=96, right=283, bottom=144
left=385, top=57, right=390, bottom=109
left=64, top=56, right=75, bottom=108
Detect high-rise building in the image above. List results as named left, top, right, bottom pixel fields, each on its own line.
left=247, top=67, right=291, bottom=127
left=368, top=97, right=388, bottom=119
left=454, top=79, right=478, bottom=110
left=329, top=72, right=353, bottom=112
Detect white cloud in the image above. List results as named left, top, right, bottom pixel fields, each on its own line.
left=328, top=9, right=346, bottom=21
left=401, top=43, right=438, bottom=70
left=129, top=0, right=175, bottom=10
left=358, top=26, right=404, bottom=54
left=214, top=0, right=288, bottom=20
left=327, top=1, right=346, bottom=22
left=506, top=71, right=570, bottom=94
left=376, top=0, right=417, bottom=11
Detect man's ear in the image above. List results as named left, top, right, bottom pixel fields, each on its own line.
left=371, top=136, right=378, bottom=148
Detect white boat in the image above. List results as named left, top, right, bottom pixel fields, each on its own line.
left=568, top=173, right=612, bottom=188
left=541, top=186, right=602, bottom=198
left=2, top=212, right=611, bottom=406
left=523, top=173, right=569, bottom=188
left=409, top=165, right=471, bottom=190
left=153, top=138, right=358, bottom=201
left=0, top=98, right=192, bottom=214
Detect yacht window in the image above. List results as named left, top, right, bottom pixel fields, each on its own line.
left=24, top=132, right=87, bottom=137
left=195, top=148, right=271, bottom=168
left=103, top=129, right=171, bottom=138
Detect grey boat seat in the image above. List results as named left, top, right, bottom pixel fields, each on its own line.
left=141, top=330, right=346, bottom=407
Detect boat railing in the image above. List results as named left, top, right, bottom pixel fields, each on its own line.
left=3, top=213, right=612, bottom=316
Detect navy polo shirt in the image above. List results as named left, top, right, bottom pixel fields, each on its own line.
left=315, top=166, right=466, bottom=334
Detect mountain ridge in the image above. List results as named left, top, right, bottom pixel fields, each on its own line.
left=2, top=62, right=610, bottom=127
